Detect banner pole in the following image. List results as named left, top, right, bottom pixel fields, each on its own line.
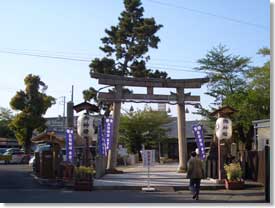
left=148, top=165, right=150, bottom=188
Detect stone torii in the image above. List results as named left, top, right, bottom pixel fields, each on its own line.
left=91, top=72, right=209, bottom=172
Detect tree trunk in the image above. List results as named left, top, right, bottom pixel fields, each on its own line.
left=245, top=125, right=254, bottom=150
left=25, top=128, right=33, bottom=154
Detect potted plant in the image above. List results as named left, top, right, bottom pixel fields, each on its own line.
left=74, top=166, right=94, bottom=191
left=224, top=162, right=244, bottom=190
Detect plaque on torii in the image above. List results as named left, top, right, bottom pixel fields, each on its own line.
left=91, top=72, right=209, bottom=172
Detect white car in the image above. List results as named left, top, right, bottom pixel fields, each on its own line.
left=3, top=151, right=24, bottom=164
left=3, top=148, right=30, bottom=164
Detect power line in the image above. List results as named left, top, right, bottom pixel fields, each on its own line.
left=0, top=49, right=204, bottom=73
left=1, top=47, right=198, bottom=64
left=1, top=47, right=101, bottom=58
left=150, top=58, right=197, bottom=64
left=0, top=50, right=90, bottom=62
left=146, top=0, right=268, bottom=30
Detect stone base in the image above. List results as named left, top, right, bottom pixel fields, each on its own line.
left=176, top=166, right=186, bottom=173
left=106, top=168, right=124, bottom=174
left=208, top=178, right=224, bottom=184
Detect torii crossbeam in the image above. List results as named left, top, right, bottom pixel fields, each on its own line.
left=91, top=72, right=209, bottom=172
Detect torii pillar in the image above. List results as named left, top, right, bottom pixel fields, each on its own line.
left=176, top=88, right=187, bottom=172
left=107, top=85, right=122, bottom=171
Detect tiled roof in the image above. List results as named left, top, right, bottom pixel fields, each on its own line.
left=163, top=118, right=213, bottom=139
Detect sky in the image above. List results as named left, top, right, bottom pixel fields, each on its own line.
left=0, top=0, right=270, bottom=120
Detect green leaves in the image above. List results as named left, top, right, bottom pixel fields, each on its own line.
left=84, top=0, right=168, bottom=114
left=119, top=109, right=171, bottom=154
left=196, top=45, right=270, bottom=149
left=89, top=58, right=118, bottom=75
left=83, top=87, right=98, bottom=102
left=9, top=74, right=55, bottom=153
left=0, top=107, right=14, bottom=138
left=196, top=44, right=250, bottom=106
left=89, top=0, right=166, bottom=79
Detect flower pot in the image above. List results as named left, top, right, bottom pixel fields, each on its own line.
left=225, top=179, right=244, bottom=190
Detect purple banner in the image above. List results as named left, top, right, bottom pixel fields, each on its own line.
left=98, top=119, right=106, bottom=156
left=65, top=128, right=74, bottom=163
left=104, top=117, right=114, bottom=151
left=192, top=124, right=206, bottom=160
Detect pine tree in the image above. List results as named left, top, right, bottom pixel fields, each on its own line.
left=89, top=0, right=167, bottom=79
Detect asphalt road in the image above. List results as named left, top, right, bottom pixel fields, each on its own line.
left=0, top=164, right=266, bottom=203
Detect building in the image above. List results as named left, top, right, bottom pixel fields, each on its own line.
left=45, top=116, right=78, bottom=135
left=252, top=119, right=270, bottom=151
left=161, top=117, right=213, bottom=159
left=45, top=115, right=101, bottom=145
left=45, top=116, right=214, bottom=159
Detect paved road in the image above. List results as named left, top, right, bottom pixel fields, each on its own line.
left=0, top=164, right=266, bottom=203
left=0, top=164, right=41, bottom=189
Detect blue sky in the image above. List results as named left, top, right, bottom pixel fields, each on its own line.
left=0, top=0, right=270, bottom=120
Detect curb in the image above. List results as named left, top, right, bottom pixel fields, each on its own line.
left=92, top=185, right=225, bottom=191
left=31, top=173, right=65, bottom=188
left=92, top=183, right=263, bottom=191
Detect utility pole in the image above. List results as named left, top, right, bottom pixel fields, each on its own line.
left=67, top=86, right=74, bottom=129
left=63, top=96, right=66, bottom=131
left=71, top=85, right=74, bottom=102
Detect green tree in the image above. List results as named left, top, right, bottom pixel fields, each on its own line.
left=195, top=45, right=270, bottom=149
left=0, top=107, right=14, bottom=138
left=196, top=44, right=250, bottom=107
left=9, top=74, right=55, bottom=153
left=223, top=48, right=270, bottom=149
left=84, top=0, right=168, bottom=106
left=89, top=0, right=167, bottom=79
left=119, top=109, right=171, bottom=155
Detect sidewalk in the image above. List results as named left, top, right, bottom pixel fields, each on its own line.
left=30, top=162, right=263, bottom=191
left=93, top=162, right=263, bottom=190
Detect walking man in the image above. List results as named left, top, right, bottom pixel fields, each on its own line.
left=187, top=151, right=204, bottom=200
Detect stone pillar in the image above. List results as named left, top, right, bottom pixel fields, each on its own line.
left=176, top=88, right=187, bottom=172
left=107, top=85, right=122, bottom=170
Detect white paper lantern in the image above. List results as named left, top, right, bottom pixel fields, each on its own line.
left=215, top=117, right=232, bottom=140
left=77, top=113, right=96, bottom=141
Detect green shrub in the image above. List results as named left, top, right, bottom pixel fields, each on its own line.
left=74, top=166, right=94, bottom=181
left=224, top=162, right=242, bottom=181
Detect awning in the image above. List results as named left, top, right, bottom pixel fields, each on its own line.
left=31, top=132, right=65, bottom=147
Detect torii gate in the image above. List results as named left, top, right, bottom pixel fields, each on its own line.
left=91, top=72, right=209, bottom=172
